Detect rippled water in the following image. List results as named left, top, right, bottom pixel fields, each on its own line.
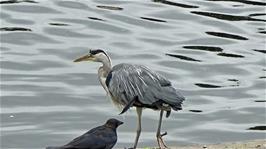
left=1, top=0, right=266, bottom=148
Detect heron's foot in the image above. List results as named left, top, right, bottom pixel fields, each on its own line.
left=157, top=131, right=168, bottom=149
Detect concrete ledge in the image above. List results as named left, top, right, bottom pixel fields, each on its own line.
left=139, top=139, right=266, bottom=149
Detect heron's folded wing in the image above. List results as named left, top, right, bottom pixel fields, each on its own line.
left=107, top=63, right=185, bottom=108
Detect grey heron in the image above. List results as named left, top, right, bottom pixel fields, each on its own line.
left=74, top=49, right=185, bottom=149
left=46, top=118, right=123, bottom=149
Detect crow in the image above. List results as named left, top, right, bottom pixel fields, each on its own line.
left=46, top=118, right=123, bottom=149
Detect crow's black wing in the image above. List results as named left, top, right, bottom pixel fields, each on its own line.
left=62, top=126, right=117, bottom=149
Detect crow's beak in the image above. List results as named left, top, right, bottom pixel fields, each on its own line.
left=118, top=121, right=124, bottom=126
left=73, top=54, right=94, bottom=62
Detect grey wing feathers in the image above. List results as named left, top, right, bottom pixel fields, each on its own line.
left=107, top=63, right=185, bottom=110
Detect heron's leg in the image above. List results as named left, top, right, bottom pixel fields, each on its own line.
left=133, top=107, right=142, bottom=149
left=156, top=110, right=168, bottom=149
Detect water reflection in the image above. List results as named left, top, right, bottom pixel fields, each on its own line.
left=165, top=53, right=202, bottom=62
left=206, top=31, right=248, bottom=40
left=217, top=52, right=245, bottom=58
left=43, top=28, right=96, bottom=38
left=195, top=83, right=222, bottom=88
left=206, top=0, right=266, bottom=6
left=88, top=17, right=105, bottom=21
left=0, top=27, right=32, bottom=31
left=189, top=110, right=203, bottom=113
left=249, top=13, right=266, bottom=17
left=152, top=0, right=199, bottom=8
left=248, top=126, right=266, bottom=130
left=0, top=0, right=37, bottom=5
left=253, top=49, right=266, bottom=54
left=1, top=5, right=62, bottom=14
left=1, top=32, right=61, bottom=45
left=258, top=31, right=266, bottom=34
left=140, top=17, right=167, bottom=23
left=96, top=5, right=123, bottom=11
left=191, top=11, right=266, bottom=22
left=183, top=46, right=223, bottom=52
left=49, top=23, right=70, bottom=26
left=55, top=1, right=89, bottom=10
left=254, top=100, right=266, bottom=102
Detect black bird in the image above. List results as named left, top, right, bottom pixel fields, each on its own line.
left=46, top=118, right=123, bottom=149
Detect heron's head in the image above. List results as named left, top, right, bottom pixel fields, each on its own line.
left=73, top=49, right=109, bottom=63
left=105, top=118, right=123, bottom=129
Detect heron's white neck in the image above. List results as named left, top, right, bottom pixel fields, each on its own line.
left=97, top=53, right=112, bottom=93
left=98, top=54, right=112, bottom=77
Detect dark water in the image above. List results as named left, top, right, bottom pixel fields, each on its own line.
left=1, top=0, right=266, bottom=148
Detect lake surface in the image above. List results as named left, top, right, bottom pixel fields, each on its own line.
left=1, top=0, right=265, bottom=148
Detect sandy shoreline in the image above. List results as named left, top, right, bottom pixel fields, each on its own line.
left=137, top=139, right=266, bottom=149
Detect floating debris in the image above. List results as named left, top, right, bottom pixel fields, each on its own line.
left=140, top=17, right=167, bottom=23
left=183, top=46, right=223, bottom=52
left=0, top=27, right=32, bottom=31
left=248, top=126, right=266, bottom=130
left=97, top=5, right=123, bottom=11
left=195, top=83, right=222, bottom=88
left=206, top=31, right=248, bottom=40
left=217, top=52, right=245, bottom=58
left=166, top=53, right=201, bottom=62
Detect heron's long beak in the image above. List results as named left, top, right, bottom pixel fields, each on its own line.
left=73, top=54, right=94, bottom=62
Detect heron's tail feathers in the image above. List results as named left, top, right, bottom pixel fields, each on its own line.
left=171, top=104, right=183, bottom=111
